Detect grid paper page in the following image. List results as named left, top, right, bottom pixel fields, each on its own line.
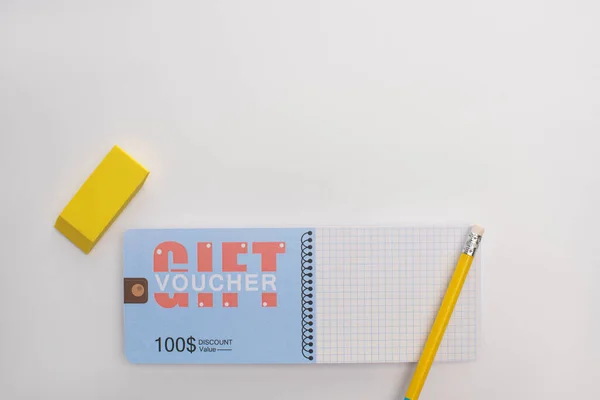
left=315, top=227, right=479, bottom=363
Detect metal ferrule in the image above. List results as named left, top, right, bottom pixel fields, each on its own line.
left=462, top=231, right=482, bottom=256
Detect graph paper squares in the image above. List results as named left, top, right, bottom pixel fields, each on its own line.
left=314, top=227, right=478, bottom=364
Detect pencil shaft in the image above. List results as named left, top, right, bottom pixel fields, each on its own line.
left=404, top=253, right=474, bottom=400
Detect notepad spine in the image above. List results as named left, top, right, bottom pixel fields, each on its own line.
left=301, top=230, right=315, bottom=360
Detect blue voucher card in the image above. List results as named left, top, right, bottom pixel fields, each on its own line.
left=123, top=228, right=315, bottom=364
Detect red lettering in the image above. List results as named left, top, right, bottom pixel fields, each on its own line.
left=253, top=242, right=286, bottom=272
left=154, top=241, right=188, bottom=273
left=197, top=242, right=213, bottom=272
left=197, top=293, right=213, bottom=308
left=222, top=242, right=247, bottom=272
left=262, top=292, right=277, bottom=307
left=154, top=293, right=189, bottom=308
left=222, top=293, right=238, bottom=308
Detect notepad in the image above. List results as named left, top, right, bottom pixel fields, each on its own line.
left=123, top=226, right=479, bottom=364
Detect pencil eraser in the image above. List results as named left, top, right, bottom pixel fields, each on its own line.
left=55, top=145, right=149, bottom=254
left=471, top=225, right=485, bottom=235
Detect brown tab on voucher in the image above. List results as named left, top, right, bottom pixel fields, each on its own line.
left=124, top=278, right=148, bottom=304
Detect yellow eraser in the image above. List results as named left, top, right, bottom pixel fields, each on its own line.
left=55, top=145, right=149, bottom=254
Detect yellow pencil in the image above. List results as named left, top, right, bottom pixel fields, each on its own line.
left=404, top=225, right=484, bottom=400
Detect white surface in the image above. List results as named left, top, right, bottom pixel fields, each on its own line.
left=315, top=227, right=478, bottom=363
left=0, top=1, right=599, bottom=399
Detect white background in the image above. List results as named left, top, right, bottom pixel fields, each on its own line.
left=1, top=1, right=599, bottom=399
